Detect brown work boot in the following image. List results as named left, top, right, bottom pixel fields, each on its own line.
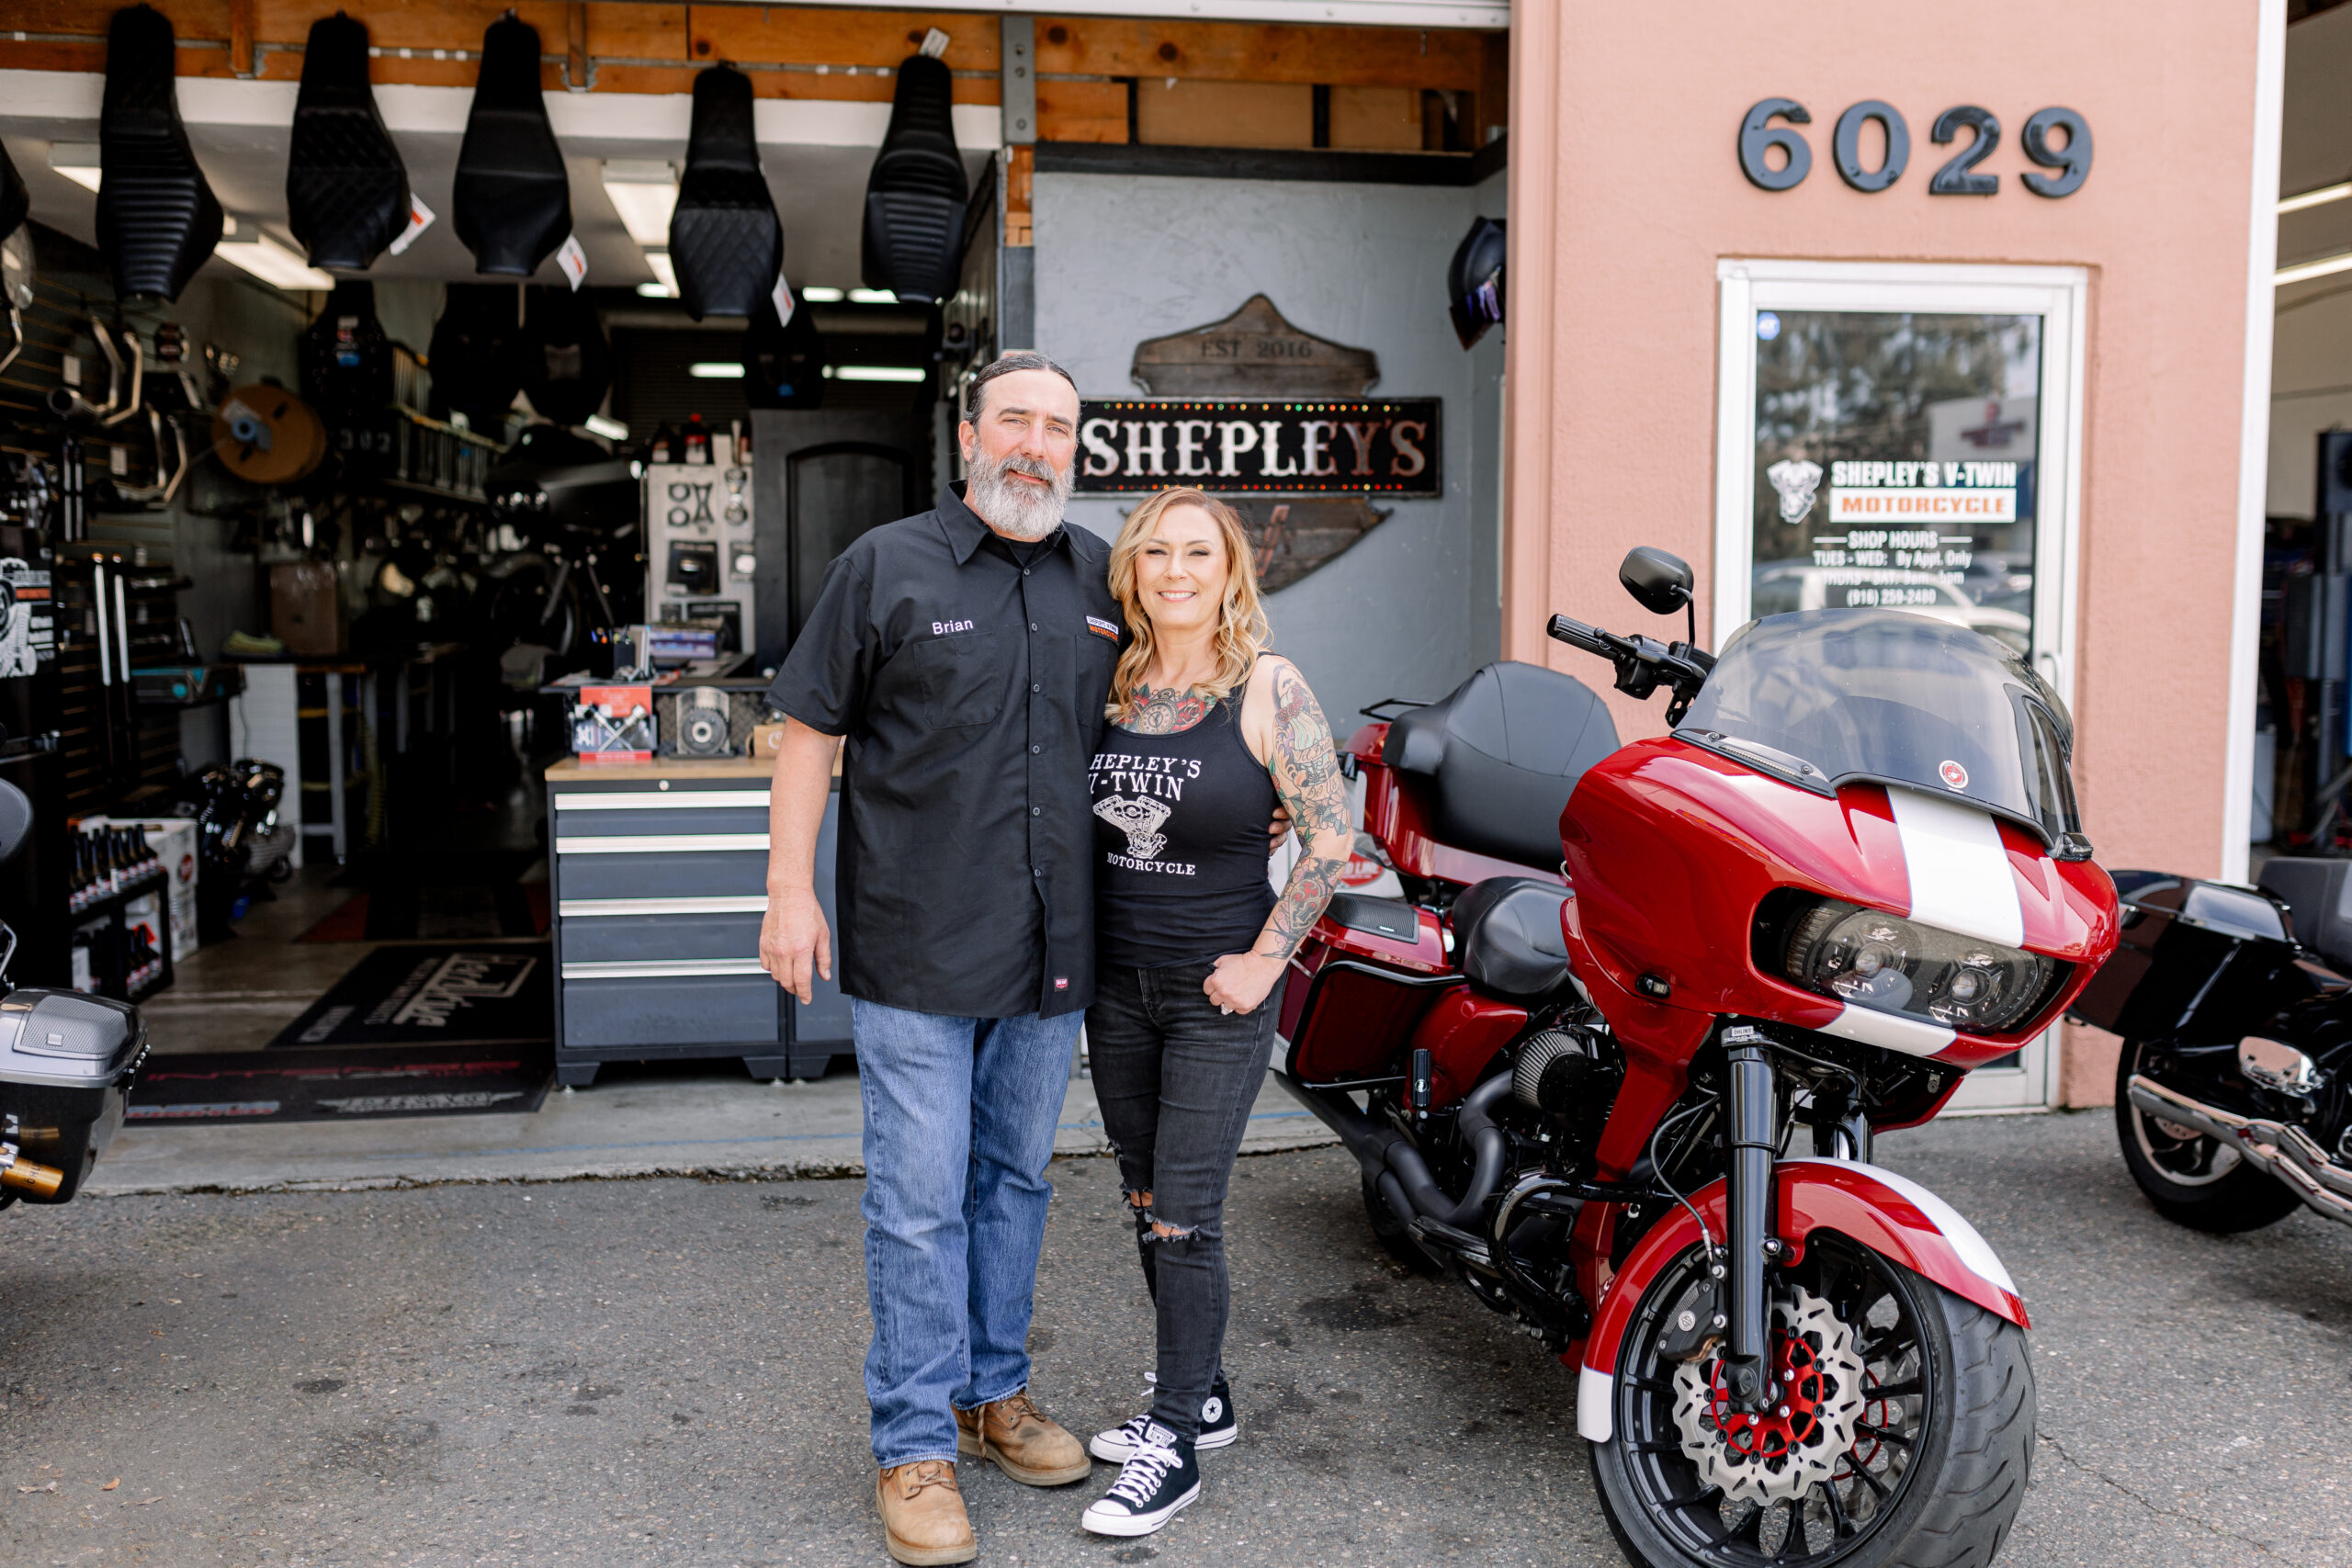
left=954, top=1389, right=1092, bottom=1486
left=876, top=1460, right=977, bottom=1566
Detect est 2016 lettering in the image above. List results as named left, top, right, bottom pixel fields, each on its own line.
left=1739, top=99, right=2091, bottom=197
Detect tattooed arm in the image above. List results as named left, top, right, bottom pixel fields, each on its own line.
left=1204, top=658, right=1353, bottom=1016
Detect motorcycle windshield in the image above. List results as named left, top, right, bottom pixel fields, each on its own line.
left=1676, top=609, right=2086, bottom=852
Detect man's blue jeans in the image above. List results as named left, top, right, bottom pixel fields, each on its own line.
left=851, top=998, right=1081, bottom=1470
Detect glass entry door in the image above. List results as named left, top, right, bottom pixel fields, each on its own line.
left=1713, top=263, right=2086, bottom=1111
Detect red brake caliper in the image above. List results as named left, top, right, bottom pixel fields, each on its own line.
left=1707, top=1330, right=1826, bottom=1461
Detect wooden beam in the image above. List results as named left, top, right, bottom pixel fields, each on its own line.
left=228, top=0, right=256, bottom=76
left=1032, top=17, right=1485, bottom=91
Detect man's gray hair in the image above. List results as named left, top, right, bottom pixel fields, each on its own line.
left=964, top=351, right=1079, bottom=421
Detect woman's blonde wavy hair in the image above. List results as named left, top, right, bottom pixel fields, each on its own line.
left=1104, top=487, right=1269, bottom=719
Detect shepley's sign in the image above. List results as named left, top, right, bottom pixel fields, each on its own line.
left=1075, top=400, right=1442, bottom=496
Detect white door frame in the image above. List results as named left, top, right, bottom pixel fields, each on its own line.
left=1712, top=259, right=2090, bottom=1112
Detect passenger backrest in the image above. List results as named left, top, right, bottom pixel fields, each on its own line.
left=2256, top=857, right=2352, bottom=967
left=1383, top=661, right=1618, bottom=872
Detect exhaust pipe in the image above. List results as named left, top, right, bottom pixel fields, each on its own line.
left=0, top=1145, right=65, bottom=1200
left=2127, top=1074, right=2352, bottom=1225
left=1275, top=1069, right=1513, bottom=1233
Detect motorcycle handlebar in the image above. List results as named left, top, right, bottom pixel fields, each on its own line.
left=1546, top=615, right=1620, bottom=656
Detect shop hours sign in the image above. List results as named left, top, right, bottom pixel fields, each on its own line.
left=1076, top=400, right=1441, bottom=496
left=1738, top=98, right=2090, bottom=197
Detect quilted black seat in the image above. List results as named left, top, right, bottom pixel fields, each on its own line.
left=426, top=283, right=526, bottom=430
left=1384, top=660, right=1619, bottom=873
left=1453, top=876, right=1573, bottom=1002
left=520, top=287, right=613, bottom=426
left=671, top=65, right=783, bottom=321
left=743, top=293, right=825, bottom=409
left=287, top=13, right=411, bottom=272
left=95, top=5, right=221, bottom=302
left=454, top=16, right=571, bottom=277
left=861, top=53, right=967, bottom=303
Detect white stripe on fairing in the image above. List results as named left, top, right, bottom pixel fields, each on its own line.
left=1886, top=787, right=2025, bottom=948
left=1820, top=1004, right=1957, bottom=1058
left=1577, top=1365, right=1614, bottom=1442
left=1783, top=1157, right=2019, bottom=1300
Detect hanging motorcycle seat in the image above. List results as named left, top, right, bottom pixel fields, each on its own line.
left=1452, top=876, right=1573, bottom=1002
left=742, top=292, right=825, bottom=409
left=0, top=141, right=28, bottom=244
left=426, top=283, right=526, bottom=430
left=671, top=65, right=784, bottom=321
left=453, top=16, right=571, bottom=277
left=286, top=13, right=411, bottom=272
left=519, top=286, right=613, bottom=427
left=1385, top=661, right=1619, bottom=873
left=860, top=53, right=967, bottom=303
left=95, top=5, right=222, bottom=302
left=299, top=279, right=393, bottom=423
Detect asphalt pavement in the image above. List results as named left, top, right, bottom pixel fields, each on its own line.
left=2, top=1109, right=2346, bottom=1568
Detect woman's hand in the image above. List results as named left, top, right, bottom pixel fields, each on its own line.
left=1204, top=951, right=1285, bottom=1016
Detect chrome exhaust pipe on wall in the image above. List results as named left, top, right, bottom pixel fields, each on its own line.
left=2126, top=1074, right=2352, bottom=1225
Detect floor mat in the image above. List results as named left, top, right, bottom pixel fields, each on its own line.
left=128, top=1043, right=552, bottom=1123
left=300, top=883, right=548, bottom=942
left=266, top=945, right=552, bottom=1049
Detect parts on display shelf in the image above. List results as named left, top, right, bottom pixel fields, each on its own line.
left=570, top=684, right=655, bottom=762
left=672, top=64, right=786, bottom=322
left=743, top=292, right=826, bottom=409
left=647, top=620, right=720, bottom=663
left=95, top=5, right=222, bottom=303
left=425, top=284, right=526, bottom=430
left=656, top=683, right=764, bottom=757
left=644, top=449, right=754, bottom=657
left=287, top=12, right=412, bottom=272
left=130, top=663, right=240, bottom=707
left=454, top=14, right=572, bottom=278
left=1446, top=216, right=1507, bottom=349
left=518, top=287, right=613, bottom=427
left=213, top=384, right=327, bottom=486
left=862, top=48, right=968, bottom=304
left=164, top=759, right=289, bottom=944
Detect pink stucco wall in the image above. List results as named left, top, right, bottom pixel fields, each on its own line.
left=1504, top=3, right=2270, bottom=1101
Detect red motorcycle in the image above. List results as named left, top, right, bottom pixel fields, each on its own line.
left=1276, top=548, right=2117, bottom=1568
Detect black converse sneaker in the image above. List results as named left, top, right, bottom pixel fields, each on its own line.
left=1080, top=1424, right=1199, bottom=1538
left=1089, top=1372, right=1238, bottom=1461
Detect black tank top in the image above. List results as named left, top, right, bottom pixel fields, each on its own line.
left=1090, top=693, right=1279, bottom=967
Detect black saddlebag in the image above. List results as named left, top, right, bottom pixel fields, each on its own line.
left=2067, top=872, right=2300, bottom=1042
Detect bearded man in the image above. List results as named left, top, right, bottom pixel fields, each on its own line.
left=760, top=353, right=1112, bottom=1565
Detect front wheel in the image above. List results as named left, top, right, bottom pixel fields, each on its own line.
left=1589, top=1232, right=2032, bottom=1568
left=2113, top=1039, right=2301, bottom=1233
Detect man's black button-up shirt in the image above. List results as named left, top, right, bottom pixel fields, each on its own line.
left=765, top=484, right=1120, bottom=1019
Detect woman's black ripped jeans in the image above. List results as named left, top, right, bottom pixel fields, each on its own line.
left=1088, top=958, right=1283, bottom=1441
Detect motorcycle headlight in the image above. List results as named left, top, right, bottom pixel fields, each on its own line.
left=1759, top=893, right=2065, bottom=1036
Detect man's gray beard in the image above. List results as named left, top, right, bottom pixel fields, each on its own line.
left=967, top=448, right=1072, bottom=540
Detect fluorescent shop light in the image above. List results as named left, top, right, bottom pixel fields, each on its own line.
left=601, top=160, right=679, bottom=246
left=2279, top=181, right=2352, bottom=217
left=215, top=230, right=335, bottom=291
left=848, top=288, right=898, bottom=304
left=688, top=362, right=745, bottom=379
left=826, top=365, right=926, bottom=383
left=50, top=142, right=101, bottom=191
left=583, top=413, right=629, bottom=440
left=633, top=250, right=679, bottom=299
left=2277, top=250, right=2352, bottom=288
left=797, top=286, right=846, bottom=302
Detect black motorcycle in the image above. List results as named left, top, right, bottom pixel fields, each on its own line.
left=2069, top=859, right=2352, bottom=1232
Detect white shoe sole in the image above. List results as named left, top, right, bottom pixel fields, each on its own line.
left=1089, top=1423, right=1237, bottom=1462
left=1081, top=1482, right=1200, bottom=1537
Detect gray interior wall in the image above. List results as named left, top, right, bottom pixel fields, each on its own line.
left=1034, top=171, right=1506, bottom=728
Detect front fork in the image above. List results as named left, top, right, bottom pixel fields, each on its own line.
left=1720, top=1026, right=1779, bottom=1410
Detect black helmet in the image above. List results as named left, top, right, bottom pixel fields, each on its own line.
left=1446, top=217, right=1507, bottom=349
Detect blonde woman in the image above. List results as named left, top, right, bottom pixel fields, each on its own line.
left=1077, top=487, right=1352, bottom=1538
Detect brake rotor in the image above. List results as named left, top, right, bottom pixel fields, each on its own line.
left=1671, top=1285, right=1867, bottom=1506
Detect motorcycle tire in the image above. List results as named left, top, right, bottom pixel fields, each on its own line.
left=1360, top=1174, right=1438, bottom=1273
left=1589, top=1234, right=2032, bottom=1568
left=2113, top=1040, right=2301, bottom=1234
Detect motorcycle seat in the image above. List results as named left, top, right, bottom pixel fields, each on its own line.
left=454, top=16, right=572, bottom=277
left=672, top=65, right=785, bottom=321
left=95, top=4, right=222, bottom=302
left=1453, top=875, right=1573, bottom=1002
left=2256, top=857, right=2352, bottom=969
left=1383, top=661, right=1617, bottom=873
left=862, top=53, right=969, bottom=303
left=286, top=13, right=411, bottom=272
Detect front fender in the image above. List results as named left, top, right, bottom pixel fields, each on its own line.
left=1574, top=1157, right=2026, bottom=1443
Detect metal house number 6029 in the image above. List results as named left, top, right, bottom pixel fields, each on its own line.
left=1740, top=98, right=2090, bottom=197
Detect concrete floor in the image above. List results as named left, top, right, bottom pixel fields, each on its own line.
left=4, top=1111, right=2346, bottom=1568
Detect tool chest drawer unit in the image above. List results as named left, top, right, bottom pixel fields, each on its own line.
left=545, top=757, right=849, bottom=1087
